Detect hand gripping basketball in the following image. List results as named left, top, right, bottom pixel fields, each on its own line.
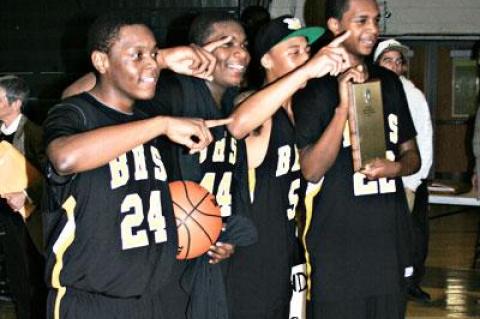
left=169, top=181, right=223, bottom=260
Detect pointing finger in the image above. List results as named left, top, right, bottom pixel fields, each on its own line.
left=329, top=31, right=351, bottom=47
left=205, top=118, right=233, bottom=128
left=203, top=36, right=233, bottom=53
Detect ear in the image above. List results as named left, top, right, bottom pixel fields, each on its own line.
left=11, top=99, right=22, bottom=113
left=327, top=17, right=342, bottom=36
left=260, top=54, right=273, bottom=70
left=91, top=51, right=109, bottom=75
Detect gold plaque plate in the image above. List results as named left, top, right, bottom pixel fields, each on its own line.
left=348, top=80, right=386, bottom=172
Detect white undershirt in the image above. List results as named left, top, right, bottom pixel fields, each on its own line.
left=1, top=113, right=23, bottom=135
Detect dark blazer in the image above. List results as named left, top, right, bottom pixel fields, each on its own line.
left=0, top=114, right=47, bottom=318
left=12, top=116, right=46, bottom=203
left=9, top=115, right=46, bottom=252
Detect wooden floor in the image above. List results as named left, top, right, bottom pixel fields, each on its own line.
left=407, top=204, right=480, bottom=319
left=1, top=204, right=480, bottom=318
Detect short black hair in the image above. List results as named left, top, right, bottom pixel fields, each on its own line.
left=0, top=75, right=30, bottom=112
left=241, top=5, right=270, bottom=32
left=325, top=0, right=351, bottom=20
left=188, top=12, right=240, bottom=45
left=87, top=12, right=146, bottom=55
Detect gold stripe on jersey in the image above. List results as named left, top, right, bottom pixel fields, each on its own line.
left=51, top=196, right=77, bottom=319
left=248, top=168, right=256, bottom=203
left=302, top=180, right=322, bottom=301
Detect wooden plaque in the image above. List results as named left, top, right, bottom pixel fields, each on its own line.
left=348, top=80, right=387, bottom=172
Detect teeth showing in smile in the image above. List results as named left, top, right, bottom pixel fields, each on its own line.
left=362, top=39, right=376, bottom=46
left=141, top=77, right=156, bottom=83
left=227, top=64, right=245, bottom=71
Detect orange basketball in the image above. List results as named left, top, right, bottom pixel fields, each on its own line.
left=169, top=181, right=222, bottom=260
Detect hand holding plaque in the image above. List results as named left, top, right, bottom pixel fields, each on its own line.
left=347, top=79, right=386, bottom=172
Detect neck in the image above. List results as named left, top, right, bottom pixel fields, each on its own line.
left=90, top=81, right=134, bottom=114
left=1, top=112, right=20, bottom=128
left=265, top=71, right=277, bottom=84
left=349, top=53, right=365, bottom=68
left=206, top=81, right=227, bottom=109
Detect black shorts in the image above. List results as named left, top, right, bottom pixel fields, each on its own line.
left=308, top=293, right=406, bottom=319
left=47, top=288, right=166, bottom=319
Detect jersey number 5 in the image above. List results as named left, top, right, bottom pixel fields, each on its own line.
left=286, top=178, right=301, bottom=220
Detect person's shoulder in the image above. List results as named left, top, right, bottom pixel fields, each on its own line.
left=399, top=76, right=423, bottom=94
left=58, top=92, right=94, bottom=108
left=399, top=76, right=414, bottom=87
left=22, top=116, right=42, bottom=133
left=369, top=64, right=403, bottom=92
left=369, top=63, right=397, bottom=81
left=47, top=93, right=94, bottom=124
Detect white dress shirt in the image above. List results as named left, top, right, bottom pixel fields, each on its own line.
left=400, top=76, right=433, bottom=191
left=1, top=113, right=23, bottom=135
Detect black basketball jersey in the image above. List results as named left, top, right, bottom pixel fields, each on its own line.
left=227, top=107, right=301, bottom=315
left=197, top=130, right=239, bottom=217
left=139, top=74, right=249, bottom=219
left=43, top=93, right=177, bottom=299
left=137, top=74, right=254, bottom=319
left=249, top=108, right=300, bottom=253
left=293, top=64, right=416, bottom=303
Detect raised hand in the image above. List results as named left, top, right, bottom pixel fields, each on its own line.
left=157, top=36, right=233, bottom=81
left=337, top=64, right=368, bottom=109
left=305, top=31, right=352, bottom=78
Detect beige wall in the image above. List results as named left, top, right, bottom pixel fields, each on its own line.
left=278, top=0, right=480, bottom=35
left=381, top=0, right=480, bottom=35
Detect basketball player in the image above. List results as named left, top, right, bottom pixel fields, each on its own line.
left=59, top=12, right=255, bottom=318
left=137, top=12, right=259, bottom=319
left=43, top=13, right=227, bottom=319
left=292, top=0, right=420, bottom=318
left=225, top=15, right=351, bottom=318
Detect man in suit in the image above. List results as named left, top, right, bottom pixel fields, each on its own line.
left=0, top=74, right=46, bottom=319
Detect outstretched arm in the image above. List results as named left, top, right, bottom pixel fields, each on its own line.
left=228, top=31, right=352, bottom=139
left=48, top=115, right=228, bottom=175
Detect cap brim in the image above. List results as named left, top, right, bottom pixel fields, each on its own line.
left=283, top=26, right=325, bottom=45
left=387, top=45, right=409, bottom=54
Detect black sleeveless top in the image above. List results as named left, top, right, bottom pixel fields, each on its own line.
left=227, top=108, right=301, bottom=309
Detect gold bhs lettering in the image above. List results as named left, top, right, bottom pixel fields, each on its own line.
left=275, top=145, right=300, bottom=177
left=109, top=145, right=167, bottom=190
left=199, top=134, right=237, bottom=164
